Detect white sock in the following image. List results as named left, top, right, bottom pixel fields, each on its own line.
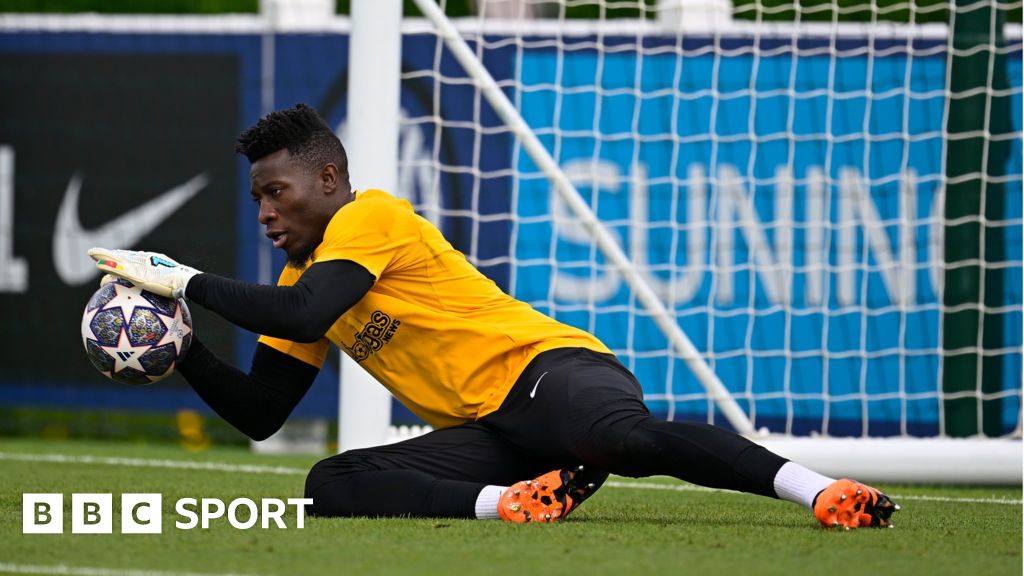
left=772, top=462, right=835, bottom=510
left=474, top=485, right=507, bottom=519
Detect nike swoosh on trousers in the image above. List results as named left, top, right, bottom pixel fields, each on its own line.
left=52, top=173, right=208, bottom=285
left=529, top=371, right=549, bottom=399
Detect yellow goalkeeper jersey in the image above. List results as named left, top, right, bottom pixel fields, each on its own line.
left=258, top=189, right=611, bottom=429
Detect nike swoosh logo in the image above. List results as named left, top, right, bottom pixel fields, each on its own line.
left=53, top=173, right=208, bottom=285
left=529, top=371, right=549, bottom=399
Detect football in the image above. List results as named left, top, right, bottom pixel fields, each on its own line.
left=80, top=277, right=193, bottom=385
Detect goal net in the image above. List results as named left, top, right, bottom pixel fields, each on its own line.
left=391, top=0, right=1023, bottom=481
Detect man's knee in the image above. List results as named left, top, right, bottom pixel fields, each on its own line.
left=304, top=450, right=378, bottom=513
left=571, top=413, right=650, bottom=472
left=584, top=416, right=699, bottom=476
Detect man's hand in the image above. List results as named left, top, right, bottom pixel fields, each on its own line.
left=87, top=247, right=201, bottom=299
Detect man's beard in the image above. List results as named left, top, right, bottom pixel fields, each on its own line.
left=286, top=243, right=317, bottom=269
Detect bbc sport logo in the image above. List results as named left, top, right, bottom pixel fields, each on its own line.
left=23, top=493, right=313, bottom=534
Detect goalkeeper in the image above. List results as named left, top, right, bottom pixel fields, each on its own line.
left=89, top=103, right=898, bottom=528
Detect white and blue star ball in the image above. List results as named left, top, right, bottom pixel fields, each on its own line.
left=80, top=278, right=193, bottom=385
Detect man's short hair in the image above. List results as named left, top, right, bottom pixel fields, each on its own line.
left=235, top=103, right=349, bottom=181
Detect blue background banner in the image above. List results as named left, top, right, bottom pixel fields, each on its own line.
left=513, top=37, right=1023, bottom=435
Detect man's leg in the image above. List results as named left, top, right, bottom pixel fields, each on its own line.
left=485, top=348, right=897, bottom=527
left=304, top=422, right=557, bottom=518
left=485, top=348, right=789, bottom=496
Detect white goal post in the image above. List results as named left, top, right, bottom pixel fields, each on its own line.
left=343, top=0, right=1023, bottom=483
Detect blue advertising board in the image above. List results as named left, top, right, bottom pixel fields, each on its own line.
left=513, top=37, right=1023, bottom=434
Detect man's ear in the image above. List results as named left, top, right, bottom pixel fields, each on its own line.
left=320, top=163, right=339, bottom=195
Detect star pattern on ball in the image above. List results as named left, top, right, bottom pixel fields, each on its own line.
left=101, top=281, right=148, bottom=324
left=155, top=303, right=193, bottom=354
left=81, top=306, right=98, bottom=342
left=101, top=328, right=152, bottom=375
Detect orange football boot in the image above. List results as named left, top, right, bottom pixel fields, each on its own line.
left=498, top=465, right=600, bottom=524
left=813, top=478, right=900, bottom=529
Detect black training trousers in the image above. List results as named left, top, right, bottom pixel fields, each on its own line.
left=304, top=348, right=787, bottom=518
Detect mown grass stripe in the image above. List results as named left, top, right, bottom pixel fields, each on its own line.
left=2, top=451, right=1018, bottom=506
left=0, top=562, right=255, bottom=576
left=604, top=480, right=1023, bottom=505
left=0, top=452, right=304, bottom=476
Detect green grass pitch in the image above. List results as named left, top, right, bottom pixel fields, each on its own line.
left=0, top=438, right=1020, bottom=576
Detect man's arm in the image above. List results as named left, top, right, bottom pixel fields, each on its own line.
left=185, top=260, right=375, bottom=343
left=178, top=338, right=319, bottom=441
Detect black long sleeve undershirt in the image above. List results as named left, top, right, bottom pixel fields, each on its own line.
left=178, top=338, right=319, bottom=441
left=184, top=259, right=375, bottom=343
left=177, top=260, right=373, bottom=439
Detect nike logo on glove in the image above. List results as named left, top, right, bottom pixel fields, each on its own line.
left=53, top=173, right=207, bottom=285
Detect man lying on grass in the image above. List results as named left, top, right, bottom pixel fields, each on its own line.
left=90, top=103, right=899, bottom=528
